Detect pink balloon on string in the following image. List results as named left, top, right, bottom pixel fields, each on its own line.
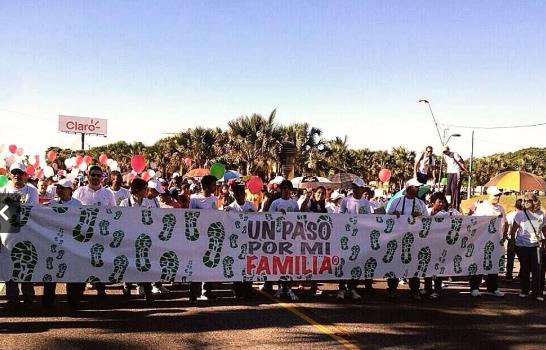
left=83, top=155, right=92, bottom=164
left=47, top=150, right=57, bottom=162
left=9, top=144, right=17, bottom=154
left=26, top=165, right=36, bottom=176
left=247, top=176, right=264, bottom=194
left=131, top=155, right=146, bottom=174
left=141, top=172, right=151, bottom=181
left=99, top=153, right=108, bottom=165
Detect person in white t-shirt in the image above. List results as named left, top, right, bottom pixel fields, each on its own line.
left=1, top=163, right=39, bottom=309
left=189, top=175, right=219, bottom=302
left=442, top=145, right=467, bottom=211
left=505, top=199, right=523, bottom=281
left=469, top=186, right=505, bottom=298
left=414, top=146, right=436, bottom=184
left=72, top=165, right=115, bottom=297
left=108, top=170, right=130, bottom=206
left=42, top=179, right=83, bottom=308
left=510, top=194, right=546, bottom=301
left=326, top=191, right=344, bottom=214
left=337, top=177, right=371, bottom=300
left=386, top=178, right=430, bottom=300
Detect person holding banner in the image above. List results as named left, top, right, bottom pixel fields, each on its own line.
left=1, top=163, right=39, bottom=310
left=73, top=165, right=116, bottom=298
left=108, top=170, right=130, bottom=206
left=386, top=178, right=429, bottom=300
left=469, top=186, right=505, bottom=297
left=43, top=179, right=83, bottom=308
left=337, top=177, right=372, bottom=301
left=510, top=194, right=546, bottom=301
left=424, top=192, right=449, bottom=299
left=189, top=175, right=219, bottom=302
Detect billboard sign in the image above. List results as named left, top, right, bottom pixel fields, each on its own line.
left=58, top=115, right=107, bottom=136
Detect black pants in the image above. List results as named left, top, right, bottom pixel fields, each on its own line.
left=189, top=282, right=213, bottom=298
left=469, top=274, right=498, bottom=292
left=388, top=277, right=420, bottom=293
left=446, top=173, right=461, bottom=210
left=424, top=277, right=444, bottom=294
left=506, top=239, right=516, bottom=279
left=516, top=246, right=541, bottom=296
left=42, top=283, right=85, bottom=306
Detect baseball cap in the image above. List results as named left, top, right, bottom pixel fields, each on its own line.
left=486, top=186, right=501, bottom=196
left=351, top=178, right=366, bottom=188
left=9, top=162, right=26, bottom=173
left=405, top=178, right=423, bottom=188
left=57, top=179, right=74, bottom=189
left=269, top=176, right=285, bottom=185
left=330, top=191, right=344, bottom=201
left=147, top=179, right=165, bottom=194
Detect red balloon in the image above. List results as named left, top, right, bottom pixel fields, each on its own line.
left=47, top=150, right=57, bottom=162
left=36, top=169, right=44, bottom=179
left=0, top=168, right=6, bottom=176
left=8, top=144, right=17, bottom=154
left=83, top=155, right=93, bottom=164
left=131, top=155, right=147, bottom=174
left=26, top=165, right=36, bottom=176
left=75, top=155, right=83, bottom=166
left=378, top=169, right=392, bottom=182
left=99, top=153, right=109, bottom=165
left=247, top=176, right=263, bottom=194
left=184, top=157, right=192, bottom=167
left=141, top=172, right=151, bottom=181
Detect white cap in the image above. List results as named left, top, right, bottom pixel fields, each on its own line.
left=9, top=162, right=26, bottom=173
left=405, top=178, right=423, bottom=187
left=269, top=176, right=285, bottom=185
left=330, top=191, right=344, bottom=201
left=172, top=172, right=180, bottom=178
left=351, top=177, right=366, bottom=188
left=486, top=186, right=501, bottom=196
left=147, top=179, right=165, bottom=194
left=57, top=179, right=74, bottom=189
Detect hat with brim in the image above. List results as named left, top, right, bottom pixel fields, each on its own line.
left=57, top=179, right=74, bottom=189
left=405, top=178, right=423, bottom=188
left=9, top=162, right=26, bottom=173
left=486, top=186, right=501, bottom=196
left=351, top=177, right=366, bottom=188
left=148, top=179, right=165, bottom=194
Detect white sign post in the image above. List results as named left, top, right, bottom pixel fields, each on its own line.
left=58, top=115, right=108, bottom=149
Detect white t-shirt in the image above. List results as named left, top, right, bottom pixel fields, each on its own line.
left=326, top=202, right=341, bottom=214
left=473, top=201, right=507, bottom=227
left=189, top=194, right=218, bottom=210
left=443, top=152, right=464, bottom=174
left=427, top=208, right=450, bottom=216
left=340, top=195, right=372, bottom=214
left=120, top=196, right=157, bottom=208
left=269, top=198, right=300, bottom=213
left=0, top=184, right=39, bottom=204
left=514, top=210, right=546, bottom=247
left=228, top=200, right=257, bottom=212
left=387, top=196, right=429, bottom=216
left=73, top=186, right=116, bottom=206
left=50, top=198, right=82, bottom=207
left=415, top=152, right=435, bottom=175
left=109, top=187, right=131, bottom=206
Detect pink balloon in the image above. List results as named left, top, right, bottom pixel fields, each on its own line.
left=75, top=155, right=83, bottom=166
left=247, top=176, right=263, bottom=194
left=141, top=172, right=151, bottom=181
left=26, top=164, right=36, bottom=176
left=8, top=144, right=17, bottom=154
left=16, top=147, right=24, bottom=156
left=33, top=155, right=40, bottom=168
left=99, top=153, right=108, bottom=165
left=378, top=168, right=392, bottom=182
left=184, top=157, right=192, bottom=167
left=126, top=172, right=136, bottom=182
left=57, top=170, right=66, bottom=177
left=47, top=150, right=57, bottom=162
left=131, top=155, right=146, bottom=174
left=83, top=155, right=92, bottom=164
left=36, top=169, right=44, bottom=179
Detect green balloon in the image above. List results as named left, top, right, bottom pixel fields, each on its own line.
left=210, top=163, right=225, bottom=180
left=0, top=175, right=8, bottom=188
left=440, top=177, right=448, bottom=185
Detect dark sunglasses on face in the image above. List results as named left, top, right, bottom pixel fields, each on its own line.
left=11, top=171, right=25, bottom=176
left=89, top=173, right=102, bottom=178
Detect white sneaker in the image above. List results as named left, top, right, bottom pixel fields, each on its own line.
left=349, top=289, right=362, bottom=300
left=336, top=290, right=346, bottom=300
left=197, top=293, right=208, bottom=301
left=286, top=289, right=299, bottom=301
left=519, top=293, right=529, bottom=298
left=152, top=285, right=170, bottom=294
left=429, top=292, right=440, bottom=299
left=470, top=289, right=481, bottom=297
left=274, top=289, right=283, bottom=299
left=138, top=285, right=146, bottom=297
left=486, top=289, right=504, bottom=297
left=536, top=296, right=544, bottom=302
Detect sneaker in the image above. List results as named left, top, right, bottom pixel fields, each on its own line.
left=153, top=285, right=170, bottom=294
left=429, top=292, right=440, bottom=299
left=203, top=291, right=217, bottom=300
left=470, top=289, right=481, bottom=297
left=349, top=289, right=362, bottom=300
left=536, top=296, right=544, bottom=302
left=336, top=290, right=346, bottom=300
left=260, top=283, right=273, bottom=293
left=486, top=289, right=504, bottom=297
left=286, top=289, right=299, bottom=301
left=519, top=293, right=529, bottom=298
left=274, top=289, right=283, bottom=299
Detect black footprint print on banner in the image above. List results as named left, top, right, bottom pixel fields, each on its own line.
left=419, top=217, right=432, bottom=238
left=108, top=255, right=129, bottom=283
left=159, top=213, right=177, bottom=241
left=160, top=251, right=179, bottom=282
left=446, top=217, right=463, bottom=245
left=415, top=247, right=431, bottom=277
left=370, top=230, right=380, bottom=250
left=99, top=220, right=110, bottom=236
left=56, top=250, right=64, bottom=260
left=340, top=236, right=349, bottom=250
left=384, top=218, right=395, bottom=233
left=90, top=243, right=104, bottom=267
left=483, top=241, right=495, bottom=271
left=135, top=234, right=152, bottom=272
left=351, top=266, right=362, bottom=279
left=184, top=211, right=201, bottom=241
left=229, top=234, right=238, bottom=249
left=141, top=209, right=153, bottom=226
left=46, top=257, right=54, bottom=270
left=334, top=258, right=345, bottom=278
left=203, top=222, right=226, bottom=268
left=238, top=243, right=247, bottom=260
left=364, top=257, right=378, bottom=279
left=10, top=240, right=38, bottom=282
left=52, top=206, right=68, bottom=214
left=43, top=274, right=52, bottom=282
left=453, top=255, right=462, bottom=274
left=110, top=230, right=124, bottom=248
left=375, top=216, right=384, bottom=223
left=9, top=205, right=32, bottom=228
left=223, top=256, right=235, bottom=278
left=73, top=208, right=100, bottom=242
left=488, top=218, right=497, bottom=234
left=383, top=240, right=398, bottom=263
left=401, top=232, right=414, bottom=264
left=468, top=263, right=478, bottom=276
left=349, top=245, right=360, bottom=261
left=56, top=263, right=67, bottom=278
left=465, top=243, right=475, bottom=258
left=461, top=236, right=468, bottom=249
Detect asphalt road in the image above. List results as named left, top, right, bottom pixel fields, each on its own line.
left=1, top=280, right=546, bottom=350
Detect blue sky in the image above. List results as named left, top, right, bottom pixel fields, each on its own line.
left=1, top=1, right=545, bottom=158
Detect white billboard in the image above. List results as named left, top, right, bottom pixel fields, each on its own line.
left=58, top=115, right=108, bottom=136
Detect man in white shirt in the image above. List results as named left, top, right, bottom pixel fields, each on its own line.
left=386, top=178, right=430, bottom=300
left=1, top=163, right=39, bottom=309
left=414, top=146, right=436, bottom=184
left=72, top=165, right=115, bottom=297
left=326, top=191, right=344, bottom=214
left=108, top=170, right=130, bottom=206
left=469, top=186, right=505, bottom=298
left=442, top=145, right=467, bottom=211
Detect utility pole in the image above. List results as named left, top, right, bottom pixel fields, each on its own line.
left=467, top=130, right=474, bottom=199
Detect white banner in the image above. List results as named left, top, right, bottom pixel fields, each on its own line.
left=0, top=205, right=504, bottom=283
left=58, top=115, right=108, bottom=136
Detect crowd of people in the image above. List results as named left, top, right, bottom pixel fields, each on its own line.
left=1, top=144, right=545, bottom=312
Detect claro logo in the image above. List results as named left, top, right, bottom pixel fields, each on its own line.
left=65, top=119, right=101, bottom=132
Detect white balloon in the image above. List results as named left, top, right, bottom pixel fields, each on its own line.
left=0, top=144, right=5, bottom=153
left=78, top=162, right=88, bottom=171
left=131, top=170, right=138, bottom=176
left=43, top=166, right=54, bottom=178
left=64, top=158, right=73, bottom=169
left=148, top=169, right=156, bottom=178
left=71, top=168, right=79, bottom=178
left=109, top=161, right=118, bottom=170
left=106, top=158, right=114, bottom=166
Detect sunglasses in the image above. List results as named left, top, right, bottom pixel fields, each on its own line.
left=11, top=171, right=25, bottom=176
left=89, top=173, right=103, bottom=178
